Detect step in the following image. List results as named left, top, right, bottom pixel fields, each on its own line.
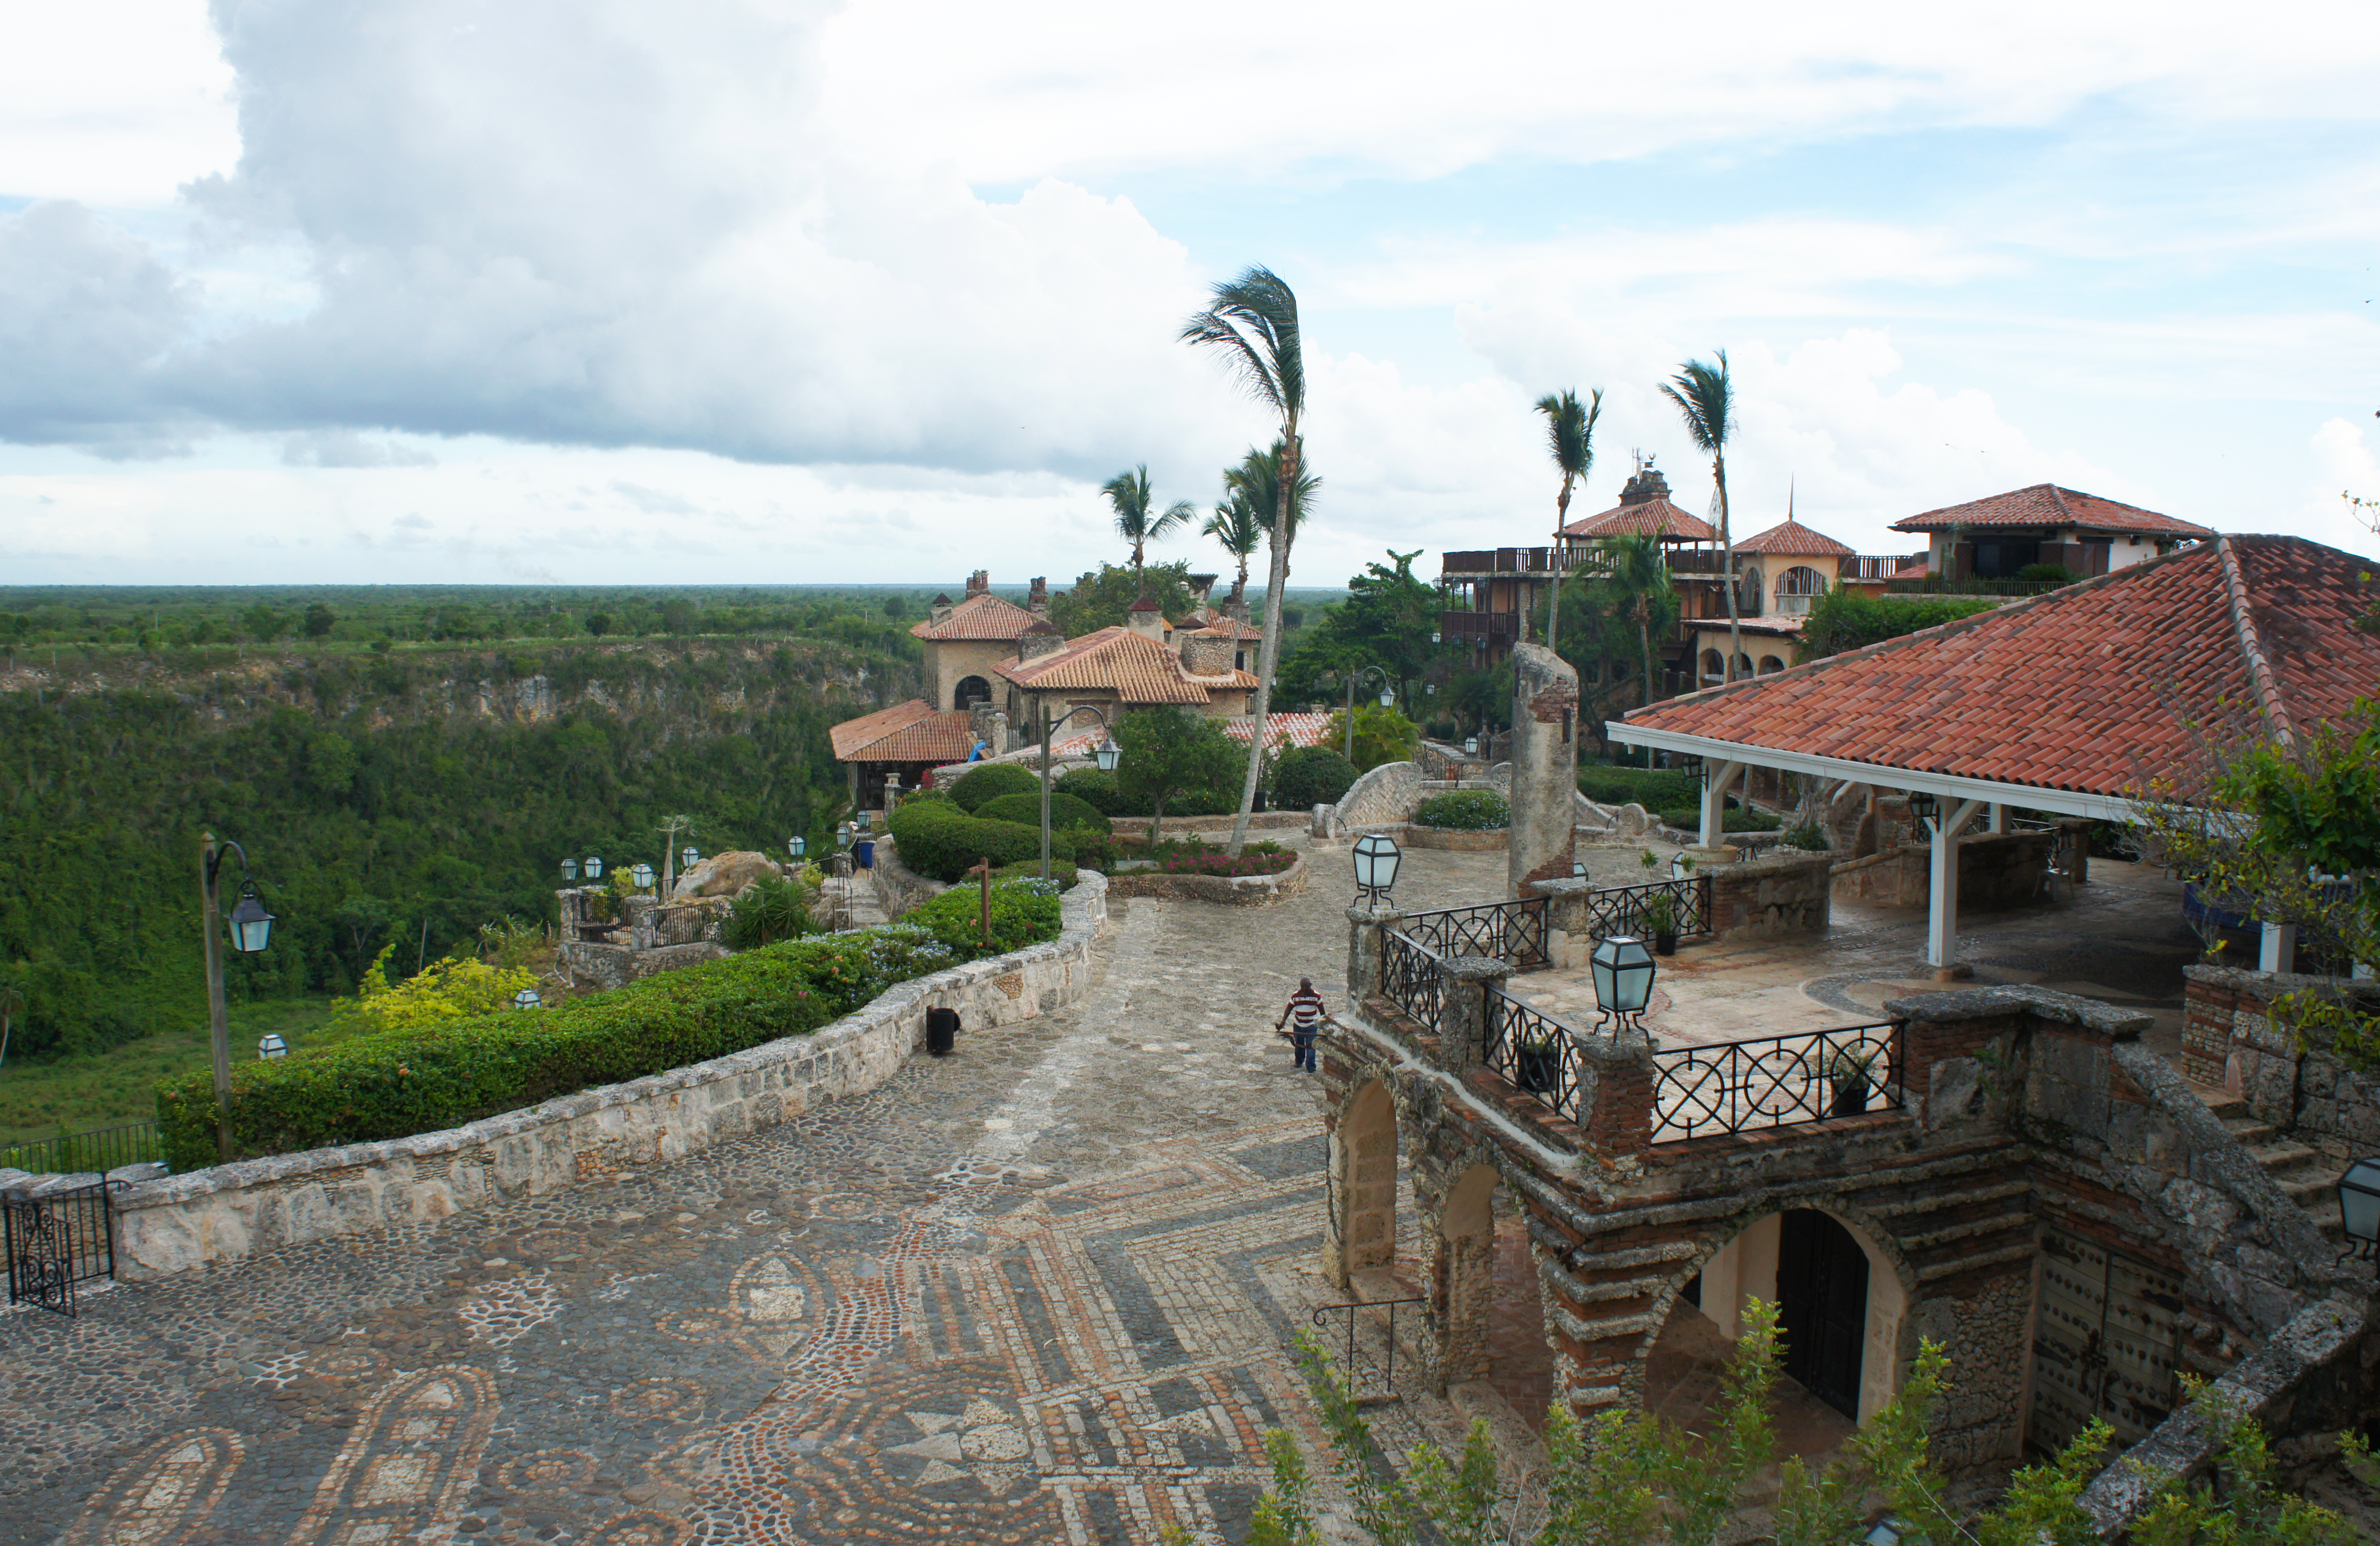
left=2193, top=1083, right=2251, bottom=1123
left=2245, top=1139, right=2321, bottom=1173
left=2223, top=1116, right=2281, bottom=1147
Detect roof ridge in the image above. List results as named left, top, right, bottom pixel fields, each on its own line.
left=2212, top=534, right=2296, bottom=749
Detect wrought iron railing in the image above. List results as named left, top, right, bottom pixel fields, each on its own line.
left=1578, top=877, right=1710, bottom=940
left=1402, top=897, right=1551, bottom=971
left=1381, top=930, right=1442, bottom=1028
left=4, top=1178, right=123, bottom=1317
left=1441, top=547, right=1558, bottom=575
left=1481, top=985, right=1594, bottom=1128
left=1650, top=1023, right=1904, bottom=1143
left=0, top=1120, right=162, bottom=1177
left=1310, top=1296, right=1427, bottom=1398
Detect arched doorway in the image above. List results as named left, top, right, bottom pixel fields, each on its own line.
left=1778, top=1210, right=1869, bottom=1418
left=954, top=675, right=992, bottom=710
left=1326, top=1080, right=1399, bottom=1287
left=1777, top=566, right=1828, bottom=615
left=1700, top=649, right=1725, bottom=684
left=1758, top=654, right=1786, bottom=675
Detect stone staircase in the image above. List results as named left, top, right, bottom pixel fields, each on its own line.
left=2197, top=1086, right=2347, bottom=1247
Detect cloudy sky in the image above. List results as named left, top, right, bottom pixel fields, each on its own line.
left=3, top=0, right=2377, bottom=588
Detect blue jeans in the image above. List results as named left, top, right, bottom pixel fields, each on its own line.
left=1292, top=1031, right=1317, bottom=1070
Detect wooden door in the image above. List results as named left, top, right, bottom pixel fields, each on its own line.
left=2030, top=1230, right=2183, bottom=1455
left=1778, top=1210, right=1869, bottom=1419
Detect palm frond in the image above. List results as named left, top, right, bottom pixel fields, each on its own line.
left=1224, top=440, right=1320, bottom=545
left=1179, top=266, right=1304, bottom=424
left=1534, top=388, right=1603, bottom=480
left=1659, top=352, right=1733, bottom=454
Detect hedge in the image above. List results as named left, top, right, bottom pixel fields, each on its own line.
left=1654, top=805, right=1781, bottom=833
left=1272, top=746, right=1358, bottom=809
left=1578, top=764, right=1703, bottom=810
left=947, top=761, right=1041, bottom=811
left=903, top=878, right=1064, bottom=955
left=973, top=790, right=1112, bottom=834
left=886, top=793, right=1074, bottom=883
left=1054, top=766, right=1239, bottom=818
left=155, top=909, right=1061, bottom=1171
left=1414, top=790, right=1511, bottom=831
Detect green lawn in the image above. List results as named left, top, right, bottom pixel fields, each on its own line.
left=0, top=998, right=346, bottom=1146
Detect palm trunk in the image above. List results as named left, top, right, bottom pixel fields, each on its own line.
left=1641, top=613, right=1656, bottom=769
left=1228, top=429, right=1296, bottom=855
left=1546, top=477, right=1573, bottom=661
left=1717, top=453, right=1741, bottom=682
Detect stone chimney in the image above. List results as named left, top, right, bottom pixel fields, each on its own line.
left=1126, top=594, right=1165, bottom=640
left=1027, top=576, right=1049, bottom=615
left=929, top=592, right=954, bottom=628
left=1188, top=573, right=1218, bottom=607
left=1017, top=619, right=1064, bottom=661
left=1180, top=632, right=1234, bottom=676
left=1223, top=578, right=1250, bottom=624
left=964, top=570, right=990, bottom=598
left=1618, top=462, right=1670, bottom=506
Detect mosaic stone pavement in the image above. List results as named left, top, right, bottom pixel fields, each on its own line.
left=1, top=843, right=1513, bottom=1546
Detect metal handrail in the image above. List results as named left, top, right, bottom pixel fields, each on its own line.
left=1650, top=1022, right=1905, bottom=1143
left=0, top=1120, right=163, bottom=1178
left=1311, top=1296, right=1427, bottom=1398
left=1481, top=985, right=1595, bottom=1128
left=1380, top=930, right=1443, bottom=1028
left=1578, top=876, right=1710, bottom=940
left=1401, top=897, right=1552, bottom=971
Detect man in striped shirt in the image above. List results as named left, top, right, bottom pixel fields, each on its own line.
left=1275, top=977, right=1326, bottom=1072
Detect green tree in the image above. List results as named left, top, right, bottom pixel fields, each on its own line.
left=1590, top=533, right=1678, bottom=761
left=1202, top=485, right=1264, bottom=599
left=1662, top=352, right=1741, bottom=681
left=585, top=612, right=612, bottom=637
left=1183, top=265, right=1307, bottom=856
left=302, top=603, right=337, bottom=639
left=244, top=603, right=285, bottom=643
left=1111, top=706, right=1240, bottom=840
left=1325, top=702, right=1421, bottom=772
left=1102, top=465, right=1196, bottom=595
left=1798, top=590, right=2002, bottom=660
left=1223, top=439, right=1318, bottom=555
left=1047, top=561, right=1200, bottom=637
left=1535, top=387, right=1602, bottom=654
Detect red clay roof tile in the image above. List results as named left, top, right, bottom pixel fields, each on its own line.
left=1889, top=484, right=2214, bottom=538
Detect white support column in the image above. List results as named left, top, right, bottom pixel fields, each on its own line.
left=2259, top=923, right=2297, bottom=975
left=1988, top=802, right=2006, bottom=833
left=1699, top=761, right=1745, bottom=849
left=1928, top=798, right=1984, bottom=968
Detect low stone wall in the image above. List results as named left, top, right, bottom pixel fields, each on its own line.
left=871, top=838, right=947, bottom=919
left=1106, top=809, right=1309, bottom=837
left=1706, top=849, right=1835, bottom=940
left=1103, top=856, right=1308, bottom=906
left=1832, top=844, right=1928, bottom=908
left=1957, top=830, right=2056, bottom=909
left=1335, top=760, right=1426, bottom=827
left=1404, top=824, right=1508, bottom=852
left=101, top=877, right=1111, bottom=1281
left=2183, top=964, right=2380, bottom=1149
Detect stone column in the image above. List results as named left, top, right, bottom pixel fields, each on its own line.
left=1526, top=876, right=1594, bottom=969
left=1506, top=641, right=1581, bottom=895
left=1578, top=1029, right=1657, bottom=1163
left=1436, top=956, right=1508, bottom=1070
left=1344, top=906, right=1407, bottom=1006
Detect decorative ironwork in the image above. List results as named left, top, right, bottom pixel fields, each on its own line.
left=1380, top=930, right=1442, bottom=1029
left=0, top=1120, right=161, bottom=1178
left=1650, top=1023, right=1904, bottom=1143
left=4, top=1179, right=121, bottom=1317
left=1578, top=877, right=1709, bottom=941
left=1401, top=897, right=1552, bottom=971
left=1481, top=985, right=1594, bottom=1127
left=1311, top=1296, right=1427, bottom=1398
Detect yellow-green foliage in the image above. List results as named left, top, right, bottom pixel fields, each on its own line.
left=330, top=945, right=536, bottom=1037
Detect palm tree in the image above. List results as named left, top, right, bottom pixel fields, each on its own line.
left=1662, top=352, right=1741, bottom=681
left=1201, top=487, right=1264, bottom=600
left=1535, top=387, right=1603, bottom=658
left=1591, top=533, right=1678, bottom=765
left=1102, top=464, right=1196, bottom=594
left=1181, top=266, right=1305, bottom=855
left=1223, top=439, right=1318, bottom=550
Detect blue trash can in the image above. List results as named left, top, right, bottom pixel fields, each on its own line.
left=854, top=839, right=875, bottom=869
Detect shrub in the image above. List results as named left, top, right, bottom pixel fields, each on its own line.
left=973, top=790, right=1112, bottom=834
left=903, top=879, right=1064, bottom=955
left=1324, top=703, right=1421, bottom=772
left=1056, top=757, right=1239, bottom=818
left=946, top=761, right=1040, bottom=812
left=156, top=906, right=1068, bottom=1170
left=990, top=860, right=1077, bottom=887
left=330, top=945, right=536, bottom=1035
left=2016, top=562, right=2078, bottom=583
left=1148, top=851, right=1296, bottom=877
left=887, top=794, right=1073, bottom=882
left=1780, top=820, right=1831, bottom=851
left=1655, top=805, right=1781, bottom=833
left=1413, top=790, right=1511, bottom=830
left=1272, top=746, right=1358, bottom=809
left=721, top=875, right=818, bottom=949
left=1579, top=765, right=1702, bottom=810
left=1055, top=767, right=1123, bottom=814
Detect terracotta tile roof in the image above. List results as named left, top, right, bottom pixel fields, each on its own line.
left=1889, top=484, right=2214, bottom=538
left=1619, top=536, right=2380, bottom=798
left=1186, top=610, right=1264, bottom=641
left=1734, top=519, right=1856, bottom=558
left=908, top=591, right=1039, bottom=641
left=830, top=700, right=979, bottom=763
left=1896, top=555, right=1931, bottom=575
left=994, top=626, right=1211, bottom=704
left=1219, top=712, right=1338, bottom=749
left=1561, top=496, right=1718, bottom=542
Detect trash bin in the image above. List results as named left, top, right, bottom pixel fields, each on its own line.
left=925, top=1007, right=960, bottom=1056
left=854, top=839, right=875, bottom=869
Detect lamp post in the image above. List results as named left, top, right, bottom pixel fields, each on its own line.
left=584, top=855, right=604, bottom=880
left=200, top=832, right=277, bottom=1163
left=1334, top=666, right=1395, bottom=764
left=2339, top=1159, right=2380, bottom=1261
left=1352, top=832, right=1403, bottom=911
left=1905, top=789, right=1938, bottom=836
left=512, top=987, right=543, bottom=1011
left=559, top=857, right=579, bottom=882
left=681, top=845, right=699, bottom=873
left=1036, top=700, right=1117, bottom=882
left=257, top=1034, right=288, bottom=1060
left=787, top=834, right=807, bottom=861
left=1588, top=934, right=1657, bottom=1038
left=629, top=862, right=656, bottom=892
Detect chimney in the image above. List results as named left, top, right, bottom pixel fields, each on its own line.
left=1027, top=576, right=1049, bottom=615
left=1180, top=632, right=1233, bottom=676
left=1619, top=462, right=1670, bottom=506
left=1224, top=578, right=1250, bottom=624
left=1018, top=619, right=1064, bottom=661
left=1126, top=594, right=1165, bottom=640
left=929, top=592, right=954, bottom=628
left=1188, top=573, right=1218, bottom=607
left=964, top=569, right=990, bottom=598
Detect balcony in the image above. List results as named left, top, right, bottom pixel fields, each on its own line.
left=1440, top=611, right=1519, bottom=643
left=1441, top=547, right=1557, bottom=577
left=1884, top=576, right=2065, bottom=598
left=1843, top=553, right=1925, bottom=582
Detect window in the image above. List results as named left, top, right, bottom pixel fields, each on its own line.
left=1776, top=567, right=1827, bottom=614
left=1758, top=655, right=1785, bottom=675
left=954, top=675, right=992, bottom=710
left=1701, top=649, right=1725, bottom=683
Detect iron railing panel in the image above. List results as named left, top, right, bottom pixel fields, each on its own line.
left=1577, top=877, right=1710, bottom=941
left=4, top=1179, right=121, bottom=1317
left=1380, top=930, right=1442, bottom=1029
left=1401, top=897, right=1551, bottom=971
left=1650, top=1023, right=1904, bottom=1143
left=0, top=1120, right=161, bottom=1178
left=1481, top=985, right=1595, bottom=1129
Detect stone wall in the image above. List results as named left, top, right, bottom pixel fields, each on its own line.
left=1828, top=831, right=2057, bottom=913
left=557, top=888, right=737, bottom=991
left=1335, top=759, right=1426, bottom=828
left=100, top=877, right=1111, bottom=1282
left=1103, top=856, right=1309, bottom=906
left=2183, top=964, right=2380, bottom=1152
left=1403, top=823, right=1508, bottom=852
left=1705, top=849, right=1834, bottom=941
left=1831, top=844, right=1929, bottom=908
left=871, top=838, right=948, bottom=919
left=1506, top=642, right=1581, bottom=893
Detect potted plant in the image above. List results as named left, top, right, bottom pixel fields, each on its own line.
left=1829, top=1047, right=1880, bottom=1117
left=1642, top=890, right=1680, bottom=955
left=1516, top=1033, right=1562, bottom=1095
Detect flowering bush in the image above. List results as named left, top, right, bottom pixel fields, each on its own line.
left=1152, top=851, right=1297, bottom=877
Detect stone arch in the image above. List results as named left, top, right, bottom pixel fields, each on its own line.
left=1424, top=1161, right=1501, bottom=1390
left=1700, top=648, right=1725, bottom=683
left=1325, top=1078, right=1401, bottom=1289
left=1637, top=1199, right=1916, bottom=1426
left=954, top=675, right=992, bottom=710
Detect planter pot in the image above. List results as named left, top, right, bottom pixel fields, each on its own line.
left=1653, top=931, right=1678, bottom=956
left=1253, top=787, right=1269, bottom=813
left=1516, top=1045, right=1560, bottom=1095
left=1831, top=1081, right=1871, bottom=1118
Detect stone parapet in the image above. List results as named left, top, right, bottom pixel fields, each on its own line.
left=1103, top=855, right=1308, bottom=906
left=2182, top=963, right=2380, bottom=1150
left=1705, top=849, right=1834, bottom=941
left=107, top=877, right=1111, bottom=1282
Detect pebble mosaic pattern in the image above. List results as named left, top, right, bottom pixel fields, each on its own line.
left=3, top=842, right=1514, bottom=1546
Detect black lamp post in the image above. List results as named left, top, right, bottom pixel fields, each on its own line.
left=1352, top=832, right=1403, bottom=910
left=2339, top=1159, right=2380, bottom=1260
left=1589, top=934, right=1656, bottom=1038
left=1335, top=666, right=1395, bottom=764
left=200, top=832, right=277, bottom=1163
left=1036, top=701, right=1117, bottom=883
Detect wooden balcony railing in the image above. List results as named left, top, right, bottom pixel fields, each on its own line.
left=1440, top=611, right=1519, bottom=641
left=1441, top=547, right=1558, bottom=576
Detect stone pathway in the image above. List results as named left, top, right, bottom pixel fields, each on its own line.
left=1, top=841, right=1510, bottom=1546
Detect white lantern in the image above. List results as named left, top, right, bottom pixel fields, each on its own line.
left=630, top=862, right=655, bottom=890
left=227, top=885, right=276, bottom=953
left=1378, top=687, right=1394, bottom=707
left=1671, top=853, right=1690, bottom=880
left=560, top=857, right=579, bottom=880
left=1589, top=934, right=1657, bottom=1023
left=1096, top=735, right=1121, bottom=773
left=681, top=845, right=699, bottom=870
left=1351, top=832, right=1403, bottom=905
left=513, top=987, right=543, bottom=1011
left=585, top=855, right=604, bottom=880
left=257, top=1033, right=288, bottom=1060
left=1464, top=737, right=1479, bottom=756
left=2340, top=1158, right=2380, bottom=1258
left=788, top=835, right=807, bottom=858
